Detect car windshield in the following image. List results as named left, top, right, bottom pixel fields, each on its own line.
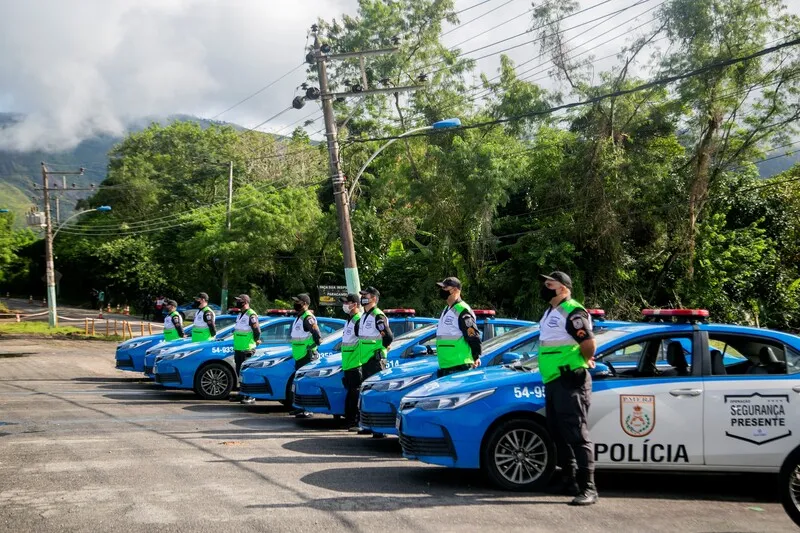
left=520, top=328, right=637, bottom=371
left=484, top=325, right=540, bottom=352
left=393, top=324, right=436, bottom=344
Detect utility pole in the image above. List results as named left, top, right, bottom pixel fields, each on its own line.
left=220, top=160, right=233, bottom=310
left=40, top=163, right=84, bottom=328
left=308, top=29, right=421, bottom=294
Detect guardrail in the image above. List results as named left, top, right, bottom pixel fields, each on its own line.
left=82, top=319, right=156, bottom=339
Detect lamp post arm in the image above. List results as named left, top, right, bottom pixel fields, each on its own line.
left=347, top=125, right=432, bottom=197
left=52, top=209, right=96, bottom=240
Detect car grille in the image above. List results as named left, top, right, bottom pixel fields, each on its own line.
left=399, top=432, right=455, bottom=458
left=294, top=393, right=329, bottom=408
left=115, top=358, right=133, bottom=368
left=144, top=365, right=154, bottom=375
left=241, top=379, right=273, bottom=394
left=360, top=411, right=396, bottom=428
left=155, top=371, right=180, bottom=383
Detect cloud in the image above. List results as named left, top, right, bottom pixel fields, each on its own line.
left=0, top=0, right=354, bottom=151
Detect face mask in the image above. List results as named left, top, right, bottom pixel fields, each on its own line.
left=439, top=289, right=451, bottom=300
left=360, top=297, right=370, bottom=306
left=540, top=285, right=558, bottom=302
left=342, top=304, right=351, bottom=314
left=293, top=302, right=305, bottom=312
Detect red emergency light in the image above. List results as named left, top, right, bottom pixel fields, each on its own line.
left=266, top=309, right=294, bottom=316
left=385, top=309, right=416, bottom=317
left=473, top=309, right=496, bottom=316
left=587, top=309, right=606, bottom=319
left=642, top=308, right=709, bottom=323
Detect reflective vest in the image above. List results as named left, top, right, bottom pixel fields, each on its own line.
left=538, top=299, right=589, bottom=384
left=191, top=306, right=214, bottom=342
left=358, top=307, right=387, bottom=365
left=291, top=310, right=317, bottom=360
left=163, top=311, right=181, bottom=342
left=341, top=312, right=362, bottom=371
left=233, top=309, right=258, bottom=351
left=436, top=301, right=476, bottom=369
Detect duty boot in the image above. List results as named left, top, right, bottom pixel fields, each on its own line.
left=547, top=466, right=579, bottom=496
left=240, top=396, right=256, bottom=405
left=569, top=469, right=598, bottom=506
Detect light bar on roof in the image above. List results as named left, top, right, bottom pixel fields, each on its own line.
left=385, top=309, right=416, bottom=316
left=586, top=309, right=605, bottom=317
left=642, top=309, right=709, bottom=317
left=473, top=309, right=496, bottom=316
left=266, top=309, right=292, bottom=315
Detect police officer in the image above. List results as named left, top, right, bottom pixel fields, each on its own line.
left=162, top=299, right=185, bottom=342
left=191, top=292, right=217, bottom=343
left=339, top=294, right=362, bottom=429
left=290, top=293, right=322, bottom=418
left=435, top=277, right=481, bottom=377
left=230, top=294, right=260, bottom=404
left=538, top=271, right=597, bottom=506
left=356, top=286, right=394, bottom=437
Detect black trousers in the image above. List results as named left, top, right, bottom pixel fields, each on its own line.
left=294, top=350, right=319, bottom=370
left=361, top=351, right=386, bottom=380
left=437, top=363, right=473, bottom=378
left=234, top=350, right=255, bottom=377
left=544, top=368, right=594, bottom=476
left=342, top=367, right=363, bottom=424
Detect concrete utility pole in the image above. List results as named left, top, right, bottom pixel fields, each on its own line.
left=220, top=160, right=233, bottom=310
left=310, top=29, right=421, bottom=294
left=40, top=163, right=84, bottom=328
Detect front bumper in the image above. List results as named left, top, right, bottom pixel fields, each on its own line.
left=153, top=362, right=184, bottom=386
left=239, top=363, right=292, bottom=400
left=396, top=404, right=487, bottom=469
left=292, top=375, right=346, bottom=415
left=358, top=388, right=405, bottom=435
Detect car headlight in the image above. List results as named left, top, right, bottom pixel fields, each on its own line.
left=122, top=340, right=152, bottom=350
left=242, top=356, right=292, bottom=370
left=161, top=349, right=202, bottom=361
left=301, top=366, right=343, bottom=379
left=401, top=389, right=496, bottom=411
left=364, top=373, right=434, bottom=392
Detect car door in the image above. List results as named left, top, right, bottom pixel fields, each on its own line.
left=591, top=329, right=704, bottom=469
left=702, top=330, right=800, bottom=468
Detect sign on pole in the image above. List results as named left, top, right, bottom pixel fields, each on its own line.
left=318, top=285, right=348, bottom=306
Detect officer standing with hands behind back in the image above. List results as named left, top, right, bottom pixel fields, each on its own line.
left=435, top=277, right=482, bottom=377
left=191, top=292, right=216, bottom=343
left=231, top=294, right=260, bottom=405
left=356, top=286, right=394, bottom=437
left=290, top=293, right=322, bottom=418
left=162, top=299, right=185, bottom=342
left=538, top=271, right=598, bottom=506
left=339, top=294, right=363, bottom=429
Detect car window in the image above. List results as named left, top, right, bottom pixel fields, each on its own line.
left=261, top=322, right=292, bottom=342
left=318, top=322, right=339, bottom=336
left=707, top=334, right=790, bottom=376
left=390, top=322, right=408, bottom=338
left=597, top=335, right=693, bottom=378
left=413, top=322, right=429, bottom=330
left=493, top=325, right=521, bottom=338
left=215, top=317, right=236, bottom=330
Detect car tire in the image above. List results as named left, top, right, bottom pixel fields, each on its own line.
left=280, top=375, right=294, bottom=408
left=194, top=363, right=234, bottom=400
left=780, top=447, right=800, bottom=527
left=481, top=418, right=555, bottom=492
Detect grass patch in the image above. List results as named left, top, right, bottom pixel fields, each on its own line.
left=0, top=322, right=123, bottom=341
left=0, top=302, right=9, bottom=314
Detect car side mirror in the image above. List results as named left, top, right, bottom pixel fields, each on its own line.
left=590, top=361, right=611, bottom=378
left=502, top=352, right=522, bottom=364
left=409, top=345, right=428, bottom=358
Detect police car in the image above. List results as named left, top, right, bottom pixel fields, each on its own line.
left=395, top=309, right=800, bottom=522
left=359, top=310, right=623, bottom=436
left=239, top=310, right=437, bottom=407
left=115, top=314, right=237, bottom=372
left=292, top=312, right=534, bottom=418
left=151, top=313, right=345, bottom=400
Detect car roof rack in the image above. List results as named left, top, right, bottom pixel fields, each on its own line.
left=385, top=309, right=416, bottom=317
left=641, top=308, right=709, bottom=324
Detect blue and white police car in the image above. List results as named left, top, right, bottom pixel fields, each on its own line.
left=239, top=310, right=438, bottom=407
left=396, top=308, right=800, bottom=523
left=115, top=314, right=238, bottom=372
left=359, top=310, right=623, bottom=436
left=292, top=312, right=534, bottom=418
left=152, top=313, right=345, bottom=399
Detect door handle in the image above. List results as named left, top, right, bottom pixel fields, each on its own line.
left=669, top=389, right=702, bottom=397
left=792, top=386, right=800, bottom=393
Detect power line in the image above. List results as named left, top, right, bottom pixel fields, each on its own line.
left=441, top=0, right=517, bottom=38
left=209, top=62, right=306, bottom=121
left=454, top=0, right=497, bottom=16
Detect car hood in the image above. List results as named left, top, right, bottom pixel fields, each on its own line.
left=158, top=338, right=225, bottom=355
left=118, top=336, right=159, bottom=349
left=366, top=358, right=439, bottom=382
left=405, top=366, right=538, bottom=397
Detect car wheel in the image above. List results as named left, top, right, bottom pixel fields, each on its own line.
left=780, top=448, right=800, bottom=527
left=280, top=375, right=294, bottom=408
left=481, top=418, right=555, bottom=491
left=194, top=363, right=234, bottom=400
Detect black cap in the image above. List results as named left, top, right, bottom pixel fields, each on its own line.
left=436, top=277, right=462, bottom=289
left=165, top=299, right=178, bottom=307
left=235, top=294, right=250, bottom=304
left=339, top=293, right=359, bottom=304
left=292, top=293, right=311, bottom=305
left=539, top=271, right=573, bottom=290
left=195, top=292, right=209, bottom=301
left=359, top=286, right=380, bottom=298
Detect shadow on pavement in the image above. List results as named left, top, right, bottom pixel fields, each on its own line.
left=283, top=434, right=401, bottom=457
left=71, top=377, right=149, bottom=383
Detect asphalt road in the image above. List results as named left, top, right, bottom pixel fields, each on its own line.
left=0, top=338, right=796, bottom=533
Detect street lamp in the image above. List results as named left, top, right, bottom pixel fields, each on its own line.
left=46, top=205, right=111, bottom=327
left=347, top=118, right=461, bottom=196
left=0, top=209, right=9, bottom=213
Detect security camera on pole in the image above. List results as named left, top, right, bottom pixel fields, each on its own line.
left=301, top=26, right=423, bottom=295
